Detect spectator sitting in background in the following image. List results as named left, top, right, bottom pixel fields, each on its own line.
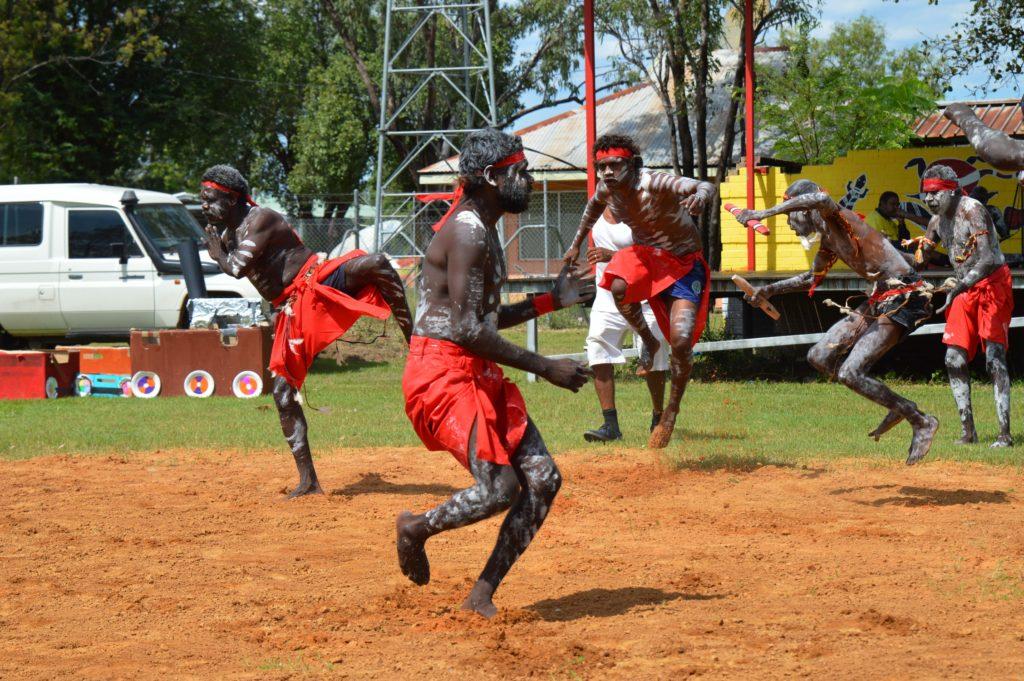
left=866, top=191, right=930, bottom=251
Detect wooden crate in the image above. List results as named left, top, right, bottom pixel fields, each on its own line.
left=129, top=327, right=272, bottom=397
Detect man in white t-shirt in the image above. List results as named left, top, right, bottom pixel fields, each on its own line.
left=583, top=208, right=670, bottom=442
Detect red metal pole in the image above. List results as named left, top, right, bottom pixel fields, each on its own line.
left=584, top=0, right=596, bottom=197
left=743, top=0, right=756, bottom=271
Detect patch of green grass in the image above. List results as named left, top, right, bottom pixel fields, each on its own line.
left=3, top=353, right=1024, bottom=466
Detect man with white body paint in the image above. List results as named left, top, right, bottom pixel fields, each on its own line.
left=583, top=208, right=669, bottom=442
left=564, top=134, right=716, bottom=449
left=918, top=164, right=1014, bottom=448
left=396, top=128, right=594, bottom=618
left=200, top=164, right=414, bottom=498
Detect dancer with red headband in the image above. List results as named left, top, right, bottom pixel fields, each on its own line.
left=198, top=164, right=414, bottom=497
left=733, top=179, right=939, bottom=465
left=396, top=128, right=594, bottom=618
left=918, top=164, right=1014, bottom=447
left=563, top=134, right=716, bottom=449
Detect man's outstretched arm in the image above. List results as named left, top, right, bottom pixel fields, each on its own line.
left=563, top=184, right=610, bottom=264
left=644, top=171, right=717, bottom=214
left=734, top=192, right=839, bottom=223
left=744, top=247, right=835, bottom=306
left=945, top=103, right=1024, bottom=171
left=496, top=265, right=596, bottom=329
left=447, top=223, right=590, bottom=391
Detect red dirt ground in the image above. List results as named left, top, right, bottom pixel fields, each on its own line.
left=1, top=449, right=1023, bottom=679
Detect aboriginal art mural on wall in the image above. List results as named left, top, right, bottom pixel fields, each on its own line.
left=720, top=145, right=1024, bottom=272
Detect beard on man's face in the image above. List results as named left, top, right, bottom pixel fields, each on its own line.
left=497, top=179, right=532, bottom=214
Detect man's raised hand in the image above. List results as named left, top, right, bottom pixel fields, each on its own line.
left=552, top=263, right=596, bottom=309
left=681, top=191, right=706, bottom=216
left=203, top=224, right=224, bottom=260
left=541, top=358, right=592, bottom=392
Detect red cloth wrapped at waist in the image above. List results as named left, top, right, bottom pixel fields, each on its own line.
left=269, top=251, right=390, bottom=389
left=942, top=264, right=1014, bottom=360
left=402, top=336, right=528, bottom=469
left=868, top=278, right=925, bottom=305
left=598, top=244, right=711, bottom=347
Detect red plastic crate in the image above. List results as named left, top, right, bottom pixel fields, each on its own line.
left=0, top=350, right=81, bottom=399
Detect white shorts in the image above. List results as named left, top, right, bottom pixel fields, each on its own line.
left=586, top=307, right=670, bottom=371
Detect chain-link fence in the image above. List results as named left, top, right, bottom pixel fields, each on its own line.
left=288, top=186, right=589, bottom=278
left=503, top=189, right=588, bottom=277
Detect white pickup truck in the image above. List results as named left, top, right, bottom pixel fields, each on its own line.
left=0, top=184, right=260, bottom=348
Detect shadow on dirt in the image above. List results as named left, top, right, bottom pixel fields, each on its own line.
left=844, top=485, right=1010, bottom=507
left=331, top=472, right=459, bottom=498
left=668, top=453, right=825, bottom=476
left=527, top=587, right=723, bottom=622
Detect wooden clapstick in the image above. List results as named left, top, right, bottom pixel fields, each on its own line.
left=724, top=202, right=770, bottom=235
left=731, top=274, right=781, bottom=320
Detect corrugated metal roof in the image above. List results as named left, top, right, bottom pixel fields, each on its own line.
left=915, top=99, right=1024, bottom=140
left=419, top=49, right=782, bottom=178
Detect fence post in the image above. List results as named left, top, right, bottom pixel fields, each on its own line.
left=526, top=316, right=538, bottom=383
left=543, top=178, right=549, bottom=276
left=353, top=188, right=360, bottom=250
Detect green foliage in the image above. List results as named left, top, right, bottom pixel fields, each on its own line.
left=759, top=16, right=948, bottom=166
left=0, top=1, right=264, bottom=189
left=287, top=54, right=376, bottom=201
left=909, top=0, right=1024, bottom=91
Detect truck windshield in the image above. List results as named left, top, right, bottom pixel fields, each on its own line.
left=132, top=204, right=205, bottom=255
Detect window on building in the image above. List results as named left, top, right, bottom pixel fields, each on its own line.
left=0, top=202, right=44, bottom=246
left=68, top=209, right=143, bottom=259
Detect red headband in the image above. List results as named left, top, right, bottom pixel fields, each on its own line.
left=419, top=149, right=527, bottom=232
left=921, top=178, right=964, bottom=194
left=492, top=149, right=526, bottom=169
left=595, top=147, right=634, bottom=161
left=201, top=180, right=258, bottom=207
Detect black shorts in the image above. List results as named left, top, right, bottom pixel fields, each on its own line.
left=320, top=260, right=354, bottom=295
left=867, top=275, right=932, bottom=330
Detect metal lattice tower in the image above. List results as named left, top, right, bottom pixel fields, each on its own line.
left=373, top=0, right=498, bottom=257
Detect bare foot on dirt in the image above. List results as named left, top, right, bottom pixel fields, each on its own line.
left=396, top=512, right=430, bottom=585
left=868, top=410, right=903, bottom=441
left=648, top=412, right=674, bottom=449
left=906, top=415, right=939, bottom=465
left=461, top=581, right=498, bottom=619
left=286, top=479, right=323, bottom=499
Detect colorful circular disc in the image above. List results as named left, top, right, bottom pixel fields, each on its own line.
left=183, top=370, right=215, bottom=398
left=45, top=376, right=59, bottom=399
left=75, top=374, right=92, bottom=397
left=231, top=370, right=263, bottom=399
left=130, top=371, right=161, bottom=399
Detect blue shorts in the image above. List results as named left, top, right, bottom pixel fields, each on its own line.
left=659, top=257, right=706, bottom=305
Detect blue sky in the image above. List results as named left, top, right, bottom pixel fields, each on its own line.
left=509, top=0, right=1019, bottom=130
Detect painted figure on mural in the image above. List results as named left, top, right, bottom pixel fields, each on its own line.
left=563, top=134, right=717, bottom=449
left=918, top=165, right=1014, bottom=448
left=200, top=165, right=414, bottom=497
left=734, top=179, right=939, bottom=465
